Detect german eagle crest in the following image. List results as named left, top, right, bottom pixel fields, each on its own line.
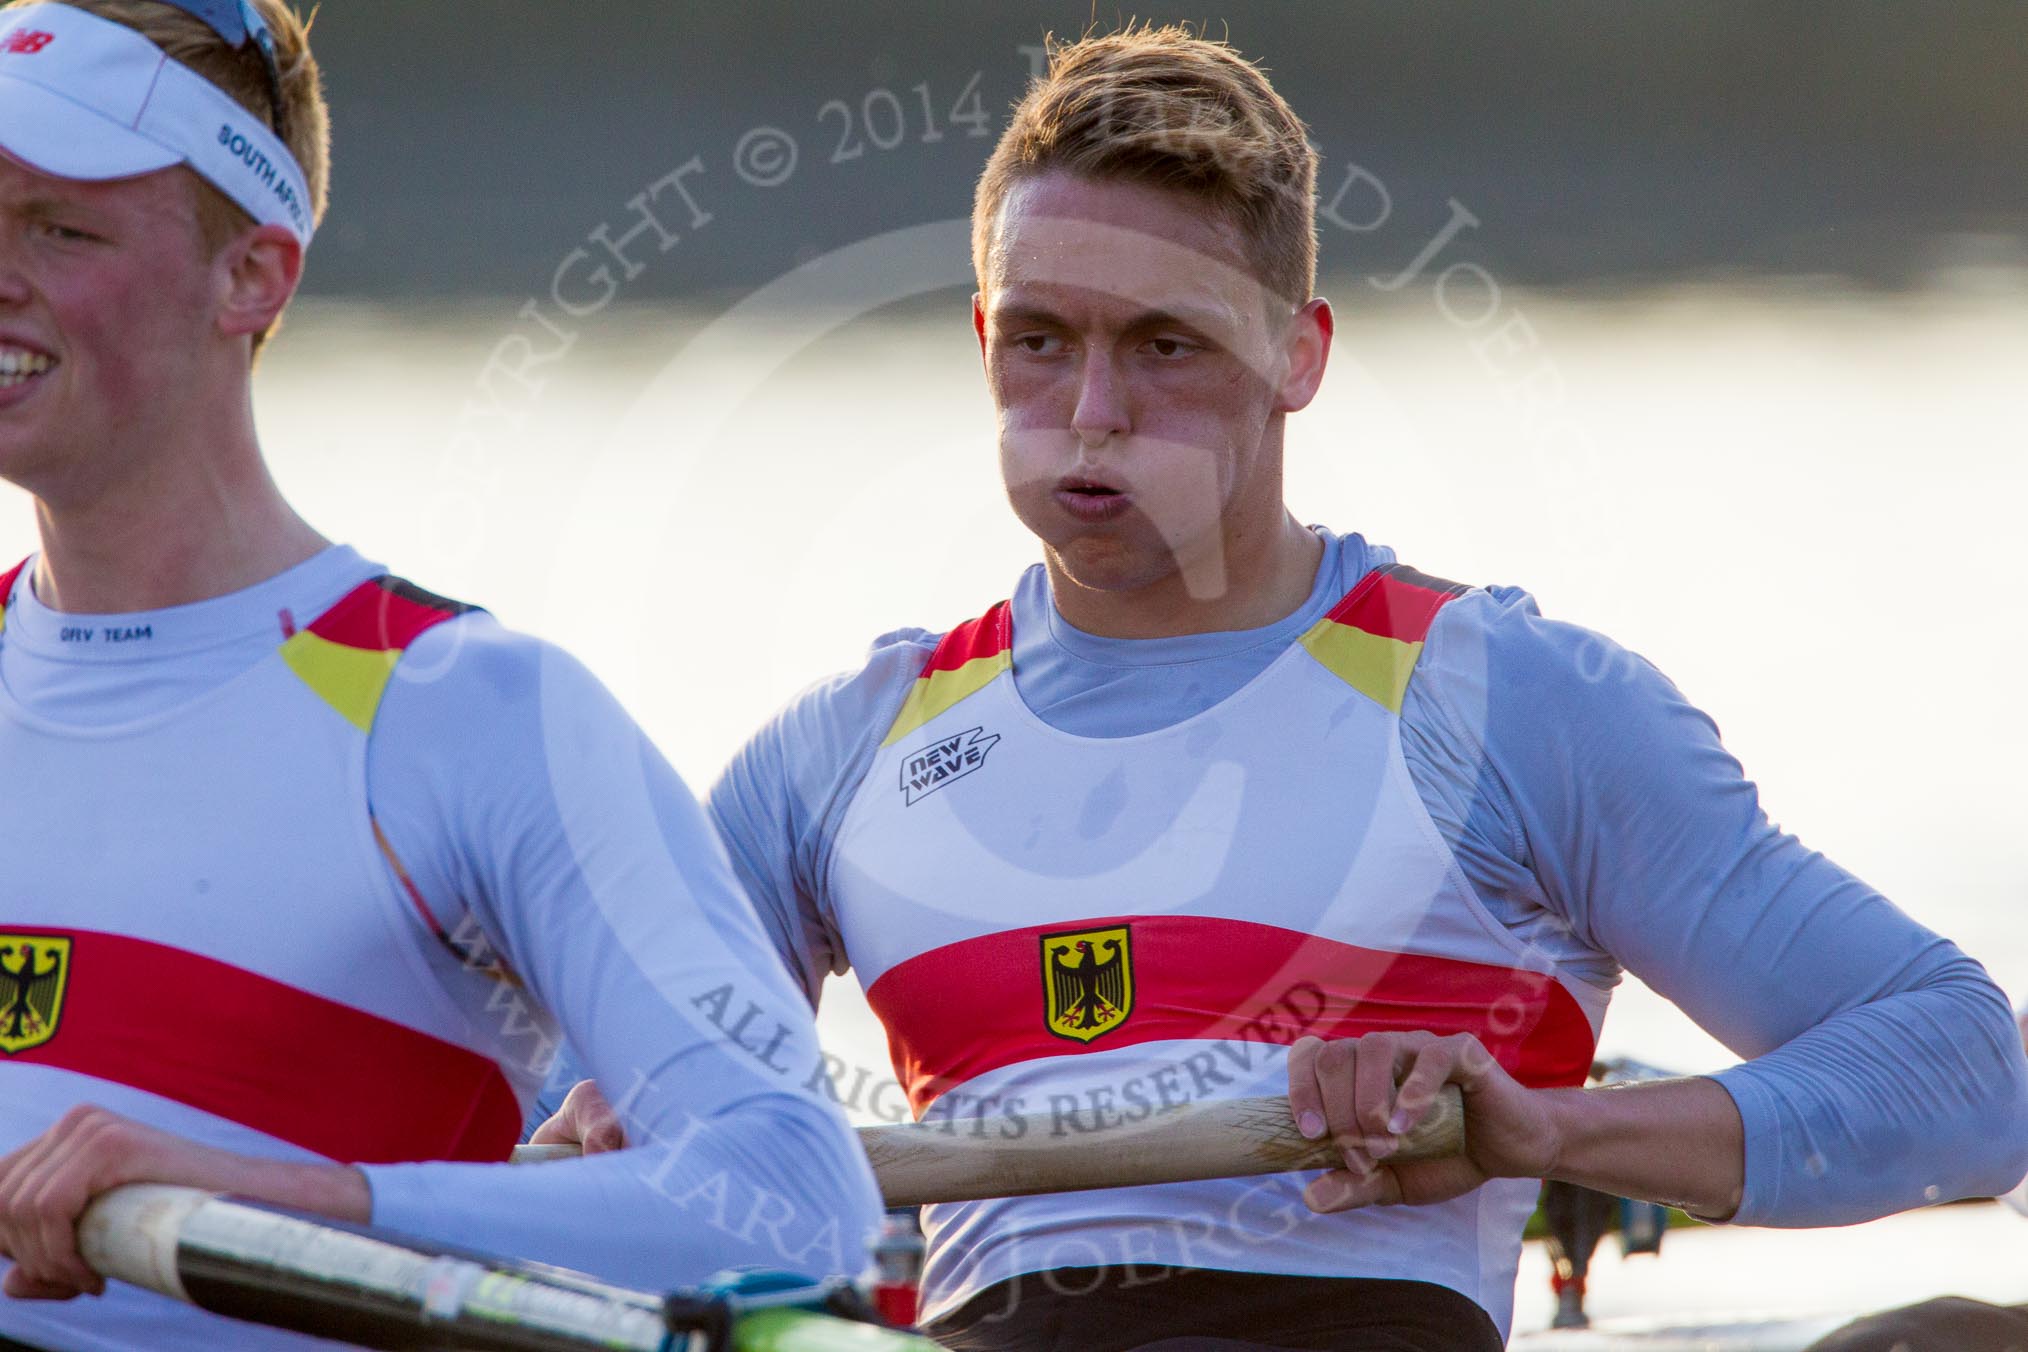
left=1042, top=924, right=1133, bottom=1044
left=0, top=933, right=70, bottom=1056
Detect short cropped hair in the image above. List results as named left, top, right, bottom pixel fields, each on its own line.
left=973, top=24, right=1319, bottom=308
left=7, top=0, right=329, bottom=350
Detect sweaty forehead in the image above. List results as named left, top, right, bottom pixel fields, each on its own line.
left=987, top=172, right=1280, bottom=327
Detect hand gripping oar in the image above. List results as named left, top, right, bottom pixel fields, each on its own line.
left=77, top=1184, right=934, bottom=1352
left=515, top=1086, right=1468, bottom=1207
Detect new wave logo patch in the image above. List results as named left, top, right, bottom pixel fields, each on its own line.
left=899, top=726, right=999, bottom=805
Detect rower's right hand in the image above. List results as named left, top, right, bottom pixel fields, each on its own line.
left=0, top=1105, right=369, bottom=1301
left=529, top=1079, right=627, bottom=1154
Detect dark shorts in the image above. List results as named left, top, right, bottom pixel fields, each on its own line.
left=1805, top=1296, right=2028, bottom=1352
left=920, top=1266, right=1504, bottom=1352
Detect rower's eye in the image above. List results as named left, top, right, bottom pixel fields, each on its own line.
left=36, top=222, right=101, bottom=245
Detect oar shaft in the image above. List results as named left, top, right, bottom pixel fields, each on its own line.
left=80, top=1183, right=672, bottom=1350
left=78, top=1183, right=932, bottom=1352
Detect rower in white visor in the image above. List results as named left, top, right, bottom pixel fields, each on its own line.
left=0, top=5, right=882, bottom=1350
left=0, top=0, right=313, bottom=245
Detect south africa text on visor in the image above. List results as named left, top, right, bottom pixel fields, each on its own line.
left=0, top=2, right=313, bottom=246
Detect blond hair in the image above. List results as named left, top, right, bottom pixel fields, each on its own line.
left=973, top=24, right=1319, bottom=307
left=7, top=0, right=328, bottom=349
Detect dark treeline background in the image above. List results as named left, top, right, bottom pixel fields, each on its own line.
left=298, top=2, right=2027, bottom=301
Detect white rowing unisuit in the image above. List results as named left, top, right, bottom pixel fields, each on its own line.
left=0, top=546, right=882, bottom=1352
left=708, top=527, right=2028, bottom=1336
left=829, top=560, right=1608, bottom=1336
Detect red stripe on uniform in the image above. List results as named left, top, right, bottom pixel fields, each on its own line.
left=1323, top=568, right=1461, bottom=644
left=866, top=915, right=1594, bottom=1116
left=306, top=578, right=462, bottom=653
left=0, top=558, right=28, bottom=614
left=920, top=602, right=1012, bottom=676
left=6, top=927, right=519, bottom=1164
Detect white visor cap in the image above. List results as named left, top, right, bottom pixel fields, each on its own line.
left=0, top=2, right=313, bottom=245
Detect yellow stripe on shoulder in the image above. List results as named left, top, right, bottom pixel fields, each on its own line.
left=882, top=649, right=1010, bottom=747
left=1298, top=617, right=1423, bottom=715
left=280, top=631, right=402, bottom=734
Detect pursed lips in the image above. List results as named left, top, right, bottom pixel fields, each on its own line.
left=1054, top=475, right=1133, bottom=522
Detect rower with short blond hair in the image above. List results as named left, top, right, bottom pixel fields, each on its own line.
left=543, top=23, right=2027, bottom=1351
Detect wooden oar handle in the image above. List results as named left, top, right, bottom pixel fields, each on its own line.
left=512, top=1142, right=584, bottom=1164
left=859, top=1086, right=1465, bottom=1208
left=510, top=1089, right=1466, bottom=1206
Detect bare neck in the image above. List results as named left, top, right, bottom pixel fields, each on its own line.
left=1048, top=510, right=1325, bottom=640
left=28, top=393, right=327, bottom=615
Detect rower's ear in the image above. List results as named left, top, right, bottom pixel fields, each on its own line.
left=1274, top=298, right=1333, bottom=415
left=216, top=223, right=305, bottom=345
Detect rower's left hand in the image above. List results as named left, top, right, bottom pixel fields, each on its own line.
left=0, top=1105, right=368, bottom=1301
left=529, top=1079, right=627, bottom=1154
left=1287, top=1030, right=1557, bottom=1213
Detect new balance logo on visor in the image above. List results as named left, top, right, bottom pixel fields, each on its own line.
left=900, top=726, right=1000, bottom=805
left=0, top=28, right=52, bottom=53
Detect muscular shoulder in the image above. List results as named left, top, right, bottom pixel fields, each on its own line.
left=387, top=610, right=616, bottom=741
left=764, top=626, right=943, bottom=785
left=1414, top=579, right=1703, bottom=767
left=285, top=569, right=595, bottom=736
left=710, top=624, right=942, bottom=847
left=1408, top=574, right=1754, bottom=953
